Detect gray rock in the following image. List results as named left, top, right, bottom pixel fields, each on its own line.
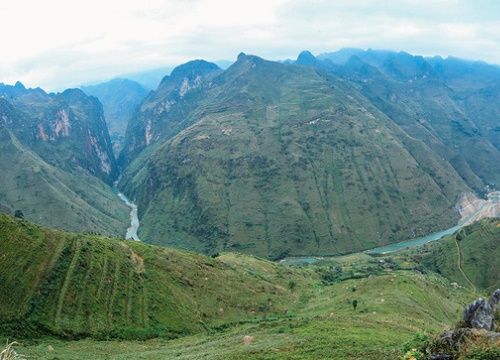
left=463, top=289, right=500, bottom=330
left=428, top=354, right=453, bottom=360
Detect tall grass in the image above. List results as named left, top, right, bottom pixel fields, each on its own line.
left=0, top=342, right=25, bottom=360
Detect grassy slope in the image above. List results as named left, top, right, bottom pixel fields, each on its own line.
left=0, top=213, right=310, bottom=339
left=426, top=218, right=500, bottom=293
left=0, top=128, right=128, bottom=237
left=0, top=214, right=481, bottom=359
left=132, top=56, right=468, bottom=258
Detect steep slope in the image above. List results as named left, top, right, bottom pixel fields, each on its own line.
left=0, top=213, right=307, bottom=339
left=301, top=49, right=500, bottom=194
left=118, top=60, right=222, bottom=168
left=120, top=54, right=471, bottom=258
left=425, top=218, right=500, bottom=293
left=0, top=85, right=128, bottom=235
left=81, top=79, right=148, bottom=156
left=1, top=83, right=119, bottom=184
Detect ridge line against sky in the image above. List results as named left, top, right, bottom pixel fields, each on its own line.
left=1, top=0, right=500, bottom=92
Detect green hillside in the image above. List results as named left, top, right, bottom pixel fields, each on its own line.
left=0, top=213, right=308, bottom=339
left=0, top=214, right=482, bottom=359
left=0, top=126, right=128, bottom=237
left=423, top=218, right=500, bottom=293
left=120, top=54, right=470, bottom=258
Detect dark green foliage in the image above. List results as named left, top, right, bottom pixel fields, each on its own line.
left=402, top=333, right=430, bottom=354
left=14, top=209, right=24, bottom=219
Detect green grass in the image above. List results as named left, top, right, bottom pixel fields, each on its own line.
left=419, top=218, right=500, bottom=293
left=0, top=213, right=484, bottom=359
left=9, top=271, right=477, bottom=359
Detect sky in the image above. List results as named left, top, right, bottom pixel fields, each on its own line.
left=1, top=0, right=500, bottom=92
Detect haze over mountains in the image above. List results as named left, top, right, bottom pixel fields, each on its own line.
left=1, top=48, right=500, bottom=259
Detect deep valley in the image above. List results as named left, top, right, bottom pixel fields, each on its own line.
left=2, top=48, right=500, bottom=359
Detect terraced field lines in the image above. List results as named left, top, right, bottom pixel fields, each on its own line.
left=54, top=239, right=82, bottom=327
left=75, top=245, right=95, bottom=322
left=96, top=253, right=109, bottom=300
left=107, top=246, right=122, bottom=326
left=126, top=268, right=134, bottom=323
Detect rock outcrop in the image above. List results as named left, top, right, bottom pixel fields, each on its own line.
left=463, top=289, right=500, bottom=330
left=428, top=289, right=500, bottom=359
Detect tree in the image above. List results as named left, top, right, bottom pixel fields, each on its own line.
left=352, top=299, right=358, bottom=311
left=14, top=210, right=24, bottom=219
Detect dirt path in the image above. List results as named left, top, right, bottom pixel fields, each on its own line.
left=454, top=235, right=476, bottom=293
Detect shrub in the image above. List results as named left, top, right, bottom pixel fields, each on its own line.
left=402, top=333, right=429, bottom=356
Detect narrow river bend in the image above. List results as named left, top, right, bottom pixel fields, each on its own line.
left=113, top=182, right=141, bottom=241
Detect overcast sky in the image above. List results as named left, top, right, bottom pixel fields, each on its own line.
left=2, top=0, right=500, bottom=92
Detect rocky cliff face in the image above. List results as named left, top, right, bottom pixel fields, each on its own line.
left=1, top=83, right=118, bottom=184
left=118, top=60, right=221, bottom=167
left=0, top=83, right=128, bottom=235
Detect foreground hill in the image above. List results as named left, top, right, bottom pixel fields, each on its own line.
left=0, top=213, right=481, bottom=359
left=119, top=53, right=473, bottom=258
left=0, top=84, right=128, bottom=236
left=0, top=213, right=306, bottom=339
left=422, top=218, right=500, bottom=293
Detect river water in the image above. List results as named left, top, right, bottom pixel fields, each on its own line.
left=113, top=182, right=141, bottom=241
left=282, top=191, right=500, bottom=262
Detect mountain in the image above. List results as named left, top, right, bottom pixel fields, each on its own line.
left=81, top=78, right=148, bottom=156
left=117, top=53, right=480, bottom=259
left=0, top=83, right=128, bottom=236
left=1, top=83, right=119, bottom=184
left=295, top=49, right=500, bottom=194
left=117, top=59, right=222, bottom=168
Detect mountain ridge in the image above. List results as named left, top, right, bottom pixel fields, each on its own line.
left=117, top=53, right=478, bottom=258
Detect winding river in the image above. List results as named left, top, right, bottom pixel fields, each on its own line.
left=113, top=182, right=141, bottom=241
left=282, top=191, right=500, bottom=263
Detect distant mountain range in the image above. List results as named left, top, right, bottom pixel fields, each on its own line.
left=1, top=48, right=500, bottom=259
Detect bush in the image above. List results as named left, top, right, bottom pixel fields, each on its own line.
left=402, top=333, right=429, bottom=355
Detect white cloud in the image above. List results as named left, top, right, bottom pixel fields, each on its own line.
left=1, top=0, right=500, bottom=91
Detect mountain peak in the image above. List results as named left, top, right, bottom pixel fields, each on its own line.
left=14, top=81, right=26, bottom=90
left=169, top=60, right=221, bottom=81
left=295, top=50, right=321, bottom=67
left=297, top=50, right=315, bottom=61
